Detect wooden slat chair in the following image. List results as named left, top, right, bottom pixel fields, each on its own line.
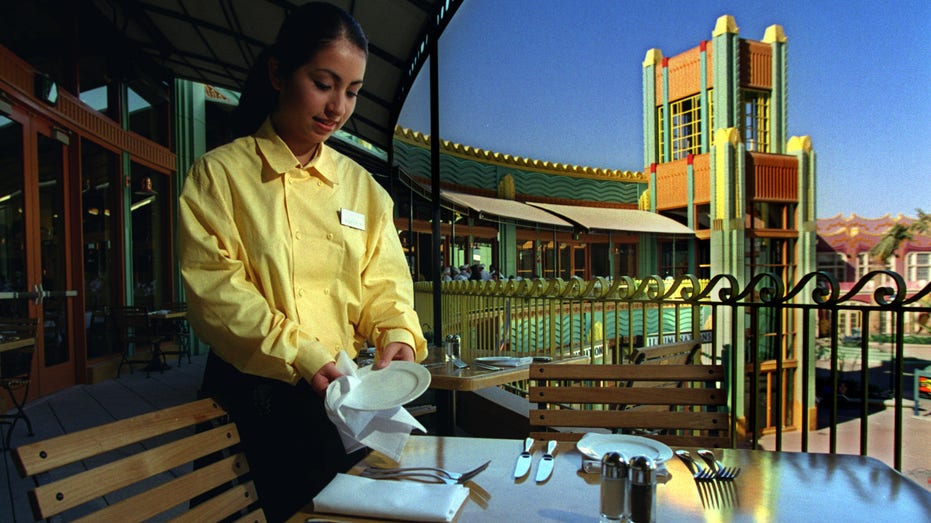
left=630, top=341, right=701, bottom=366
left=528, top=363, right=730, bottom=448
left=0, top=317, right=39, bottom=449
left=12, top=398, right=266, bottom=522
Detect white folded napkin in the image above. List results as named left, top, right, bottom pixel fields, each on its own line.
left=477, top=356, right=533, bottom=367
left=313, top=473, right=469, bottom=522
left=325, top=351, right=427, bottom=461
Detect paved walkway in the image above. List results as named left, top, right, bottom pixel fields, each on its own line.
left=759, top=342, right=931, bottom=490
left=1, top=353, right=207, bottom=523
left=2, top=349, right=929, bottom=522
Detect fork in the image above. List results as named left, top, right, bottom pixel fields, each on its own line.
left=696, top=449, right=741, bottom=480
left=360, top=460, right=491, bottom=484
left=674, top=450, right=715, bottom=481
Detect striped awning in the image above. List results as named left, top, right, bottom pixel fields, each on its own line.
left=441, top=191, right=573, bottom=227
left=526, top=202, right=694, bottom=235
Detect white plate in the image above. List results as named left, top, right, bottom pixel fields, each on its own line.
left=474, top=356, right=533, bottom=367
left=575, top=433, right=673, bottom=464
left=343, top=361, right=431, bottom=411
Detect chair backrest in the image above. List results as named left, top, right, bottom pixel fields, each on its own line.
left=13, top=398, right=266, bottom=522
left=528, top=363, right=730, bottom=448
left=110, top=306, right=155, bottom=342
left=0, top=317, right=38, bottom=378
left=631, top=340, right=701, bottom=365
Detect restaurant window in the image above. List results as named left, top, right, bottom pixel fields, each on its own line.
left=907, top=252, right=931, bottom=282
left=82, top=139, right=120, bottom=358
left=591, top=243, right=609, bottom=279
left=128, top=85, right=170, bottom=147
left=613, top=243, right=637, bottom=279
left=517, top=240, right=537, bottom=279
left=130, top=164, right=169, bottom=308
left=572, top=243, right=587, bottom=279
left=659, top=238, right=689, bottom=278
left=816, top=252, right=849, bottom=283
left=742, top=90, right=771, bottom=152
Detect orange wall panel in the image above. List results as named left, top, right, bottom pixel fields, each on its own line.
left=749, top=153, right=797, bottom=201
left=741, top=41, right=772, bottom=90
left=655, top=158, right=690, bottom=210
left=667, top=47, right=703, bottom=101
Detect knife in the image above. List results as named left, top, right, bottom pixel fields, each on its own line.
left=535, top=440, right=557, bottom=482
left=513, top=437, right=534, bottom=478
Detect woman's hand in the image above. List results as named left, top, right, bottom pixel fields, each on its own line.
left=375, top=342, right=414, bottom=369
left=310, top=361, right=343, bottom=397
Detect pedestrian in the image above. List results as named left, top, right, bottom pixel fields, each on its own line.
left=178, top=3, right=426, bottom=520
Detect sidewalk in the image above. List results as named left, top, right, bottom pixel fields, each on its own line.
left=759, top=342, right=931, bottom=491
left=1, top=353, right=207, bottom=523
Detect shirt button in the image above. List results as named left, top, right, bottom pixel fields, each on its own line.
left=288, top=177, right=294, bottom=185
left=317, top=181, right=322, bottom=187
left=295, top=231, right=303, bottom=240
left=324, top=289, right=330, bottom=295
left=327, top=233, right=334, bottom=240
left=298, top=288, right=305, bottom=297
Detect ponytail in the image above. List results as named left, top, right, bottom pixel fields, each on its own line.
left=233, top=48, right=276, bottom=137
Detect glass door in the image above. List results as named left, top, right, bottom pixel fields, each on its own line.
left=0, top=105, right=78, bottom=396
left=0, top=113, right=29, bottom=320
left=35, top=124, right=75, bottom=394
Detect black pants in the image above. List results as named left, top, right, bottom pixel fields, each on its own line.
left=200, top=351, right=367, bottom=523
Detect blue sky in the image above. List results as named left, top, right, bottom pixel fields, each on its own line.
left=396, top=0, right=930, bottom=219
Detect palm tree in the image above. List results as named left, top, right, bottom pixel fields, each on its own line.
left=869, top=208, right=930, bottom=260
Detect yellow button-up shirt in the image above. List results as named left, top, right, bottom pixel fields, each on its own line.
left=179, top=119, right=427, bottom=384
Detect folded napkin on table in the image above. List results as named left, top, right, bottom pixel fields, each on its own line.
left=480, top=356, right=533, bottom=367
left=325, top=351, right=427, bottom=462
left=314, top=473, right=469, bottom=522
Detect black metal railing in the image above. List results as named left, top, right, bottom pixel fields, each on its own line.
left=415, top=270, right=931, bottom=471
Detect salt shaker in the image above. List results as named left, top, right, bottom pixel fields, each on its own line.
left=629, top=455, right=657, bottom=523
left=599, top=452, right=629, bottom=523
left=444, top=334, right=460, bottom=361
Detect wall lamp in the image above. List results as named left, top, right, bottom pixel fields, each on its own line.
left=34, top=72, right=59, bottom=105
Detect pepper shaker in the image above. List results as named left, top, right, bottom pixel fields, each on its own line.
left=599, top=451, right=629, bottom=523
left=629, top=455, right=657, bottom=523
left=444, top=334, right=460, bottom=361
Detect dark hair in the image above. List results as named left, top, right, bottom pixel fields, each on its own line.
left=233, top=2, right=368, bottom=137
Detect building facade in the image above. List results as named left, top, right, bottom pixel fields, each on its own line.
left=817, top=213, right=931, bottom=338
left=2, top=8, right=819, bottom=433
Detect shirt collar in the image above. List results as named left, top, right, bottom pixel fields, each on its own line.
left=254, top=118, right=337, bottom=186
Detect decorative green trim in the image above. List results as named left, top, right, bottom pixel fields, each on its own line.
left=394, top=127, right=645, bottom=182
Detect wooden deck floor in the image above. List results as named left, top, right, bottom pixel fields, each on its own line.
left=1, top=353, right=207, bottom=522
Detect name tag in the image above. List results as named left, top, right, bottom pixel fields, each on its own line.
left=340, top=208, right=366, bottom=231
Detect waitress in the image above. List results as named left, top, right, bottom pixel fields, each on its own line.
left=178, top=3, right=427, bottom=520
